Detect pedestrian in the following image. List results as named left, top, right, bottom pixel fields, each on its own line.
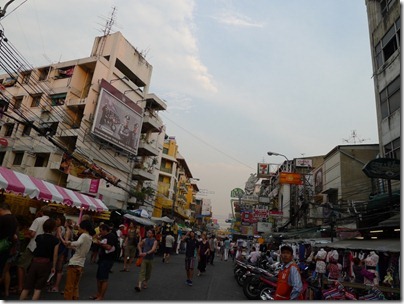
left=274, top=245, right=303, bottom=300
left=163, top=232, right=175, bottom=263
left=181, top=231, right=199, bottom=286
left=197, top=232, right=210, bottom=276
left=135, top=229, right=158, bottom=292
left=20, top=218, right=60, bottom=300
left=49, top=214, right=71, bottom=293
left=90, top=222, right=102, bottom=263
left=17, top=205, right=51, bottom=294
left=208, top=235, right=217, bottom=265
left=63, top=220, right=95, bottom=300
left=116, top=224, right=126, bottom=261
left=247, top=246, right=261, bottom=265
left=223, top=237, right=231, bottom=261
left=121, top=222, right=140, bottom=272
left=0, top=200, right=18, bottom=299
left=89, top=223, right=118, bottom=300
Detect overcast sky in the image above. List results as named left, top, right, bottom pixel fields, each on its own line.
left=0, top=0, right=378, bottom=228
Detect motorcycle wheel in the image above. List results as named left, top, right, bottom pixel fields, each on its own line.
left=260, top=287, right=275, bottom=300
left=236, top=271, right=246, bottom=286
left=242, top=276, right=263, bottom=300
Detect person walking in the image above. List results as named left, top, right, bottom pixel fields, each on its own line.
left=0, top=200, right=18, bottom=299
left=63, top=220, right=95, bottom=300
left=19, top=218, right=60, bottom=301
left=197, top=232, right=210, bottom=276
left=121, top=222, right=140, bottom=272
left=208, top=235, right=217, bottom=265
left=17, top=205, right=50, bottom=294
left=49, top=214, right=71, bottom=293
left=89, top=223, right=118, bottom=300
left=223, top=237, right=231, bottom=261
left=181, top=231, right=199, bottom=286
left=135, top=229, right=158, bottom=292
left=274, top=245, right=303, bottom=300
left=163, top=232, right=175, bottom=263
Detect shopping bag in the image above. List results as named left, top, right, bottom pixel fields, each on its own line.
left=135, top=256, right=143, bottom=267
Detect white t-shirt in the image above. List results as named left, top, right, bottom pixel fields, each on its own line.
left=27, top=215, right=49, bottom=252
left=165, top=235, right=175, bottom=248
left=68, top=233, right=93, bottom=267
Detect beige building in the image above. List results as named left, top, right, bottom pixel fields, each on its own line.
left=0, top=32, right=167, bottom=212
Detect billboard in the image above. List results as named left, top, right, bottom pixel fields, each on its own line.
left=201, top=198, right=212, bottom=216
left=92, top=79, right=143, bottom=155
left=279, top=172, right=303, bottom=185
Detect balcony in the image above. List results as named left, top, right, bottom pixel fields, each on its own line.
left=132, top=168, right=154, bottom=181
left=141, top=114, right=163, bottom=133
left=66, top=98, right=87, bottom=108
left=137, top=140, right=159, bottom=156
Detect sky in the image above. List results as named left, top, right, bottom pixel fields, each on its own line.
left=0, top=0, right=379, bottom=228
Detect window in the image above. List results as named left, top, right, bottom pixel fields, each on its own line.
left=380, top=76, right=400, bottom=119
left=380, top=0, right=397, bottom=16
left=50, top=93, right=67, bottom=106
left=39, top=122, right=58, bottom=136
left=21, top=71, right=32, bottom=84
left=22, top=122, right=32, bottom=136
left=30, top=94, right=42, bottom=107
left=384, top=137, right=400, bottom=159
left=375, top=18, right=400, bottom=69
left=34, top=153, right=50, bottom=167
left=13, top=96, right=23, bottom=110
left=38, top=67, right=50, bottom=81
left=13, top=152, right=24, bottom=166
left=4, top=123, right=14, bottom=137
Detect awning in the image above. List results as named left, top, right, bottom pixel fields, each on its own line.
left=0, top=166, right=108, bottom=212
left=151, top=216, right=174, bottom=223
left=124, top=213, right=155, bottom=226
left=321, top=239, right=400, bottom=253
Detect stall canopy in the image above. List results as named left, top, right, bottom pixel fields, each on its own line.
left=0, top=166, right=108, bottom=212
left=151, top=216, right=174, bottom=223
left=320, top=239, right=400, bottom=253
left=124, top=213, right=155, bottom=226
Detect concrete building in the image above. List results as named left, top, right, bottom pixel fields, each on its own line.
left=0, top=31, right=167, bottom=212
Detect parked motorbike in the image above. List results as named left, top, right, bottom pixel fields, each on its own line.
left=242, top=267, right=278, bottom=300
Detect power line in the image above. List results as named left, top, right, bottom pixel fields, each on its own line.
left=160, top=113, right=255, bottom=171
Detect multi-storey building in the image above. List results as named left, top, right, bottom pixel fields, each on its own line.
left=365, top=0, right=400, bottom=168
left=0, top=31, right=166, bottom=212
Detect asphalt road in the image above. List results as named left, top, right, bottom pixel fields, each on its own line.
left=7, top=252, right=247, bottom=301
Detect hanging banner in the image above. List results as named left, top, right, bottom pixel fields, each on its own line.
left=279, top=172, right=303, bottom=185
left=89, top=179, right=100, bottom=193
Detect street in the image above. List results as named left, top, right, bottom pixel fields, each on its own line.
left=6, top=252, right=246, bottom=301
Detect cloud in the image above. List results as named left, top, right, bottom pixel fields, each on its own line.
left=213, top=11, right=265, bottom=28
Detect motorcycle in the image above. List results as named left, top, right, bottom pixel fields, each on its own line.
left=242, top=267, right=278, bottom=300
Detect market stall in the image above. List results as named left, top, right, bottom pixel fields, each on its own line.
left=0, top=166, right=109, bottom=220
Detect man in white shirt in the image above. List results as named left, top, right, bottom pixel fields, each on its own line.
left=247, top=246, right=261, bottom=265
left=17, top=205, right=51, bottom=292
left=163, top=232, right=175, bottom=263
left=63, top=220, right=94, bottom=300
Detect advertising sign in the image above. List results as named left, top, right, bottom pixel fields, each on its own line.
left=92, top=79, right=143, bottom=155
left=362, top=158, right=400, bottom=180
left=201, top=198, right=211, bottom=216
left=257, top=222, right=272, bottom=233
left=295, top=158, right=313, bottom=168
left=279, top=172, right=303, bottom=185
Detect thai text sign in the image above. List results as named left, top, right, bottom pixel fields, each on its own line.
left=279, top=172, right=303, bottom=185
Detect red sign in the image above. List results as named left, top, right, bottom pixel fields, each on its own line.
left=0, top=138, right=8, bottom=147
left=279, top=172, right=303, bottom=185
left=89, top=179, right=100, bottom=193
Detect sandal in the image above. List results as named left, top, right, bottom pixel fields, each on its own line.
left=134, top=287, right=141, bottom=292
left=48, top=288, right=59, bottom=293
left=89, top=295, right=98, bottom=300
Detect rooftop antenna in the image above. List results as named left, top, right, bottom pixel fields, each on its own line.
left=343, top=130, right=370, bottom=144
left=96, top=6, right=117, bottom=57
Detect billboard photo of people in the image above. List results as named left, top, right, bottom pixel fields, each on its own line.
left=92, top=87, right=143, bottom=155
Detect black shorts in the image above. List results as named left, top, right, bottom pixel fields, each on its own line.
left=185, top=257, right=195, bottom=270
left=164, top=247, right=173, bottom=255
left=96, top=259, right=114, bottom=281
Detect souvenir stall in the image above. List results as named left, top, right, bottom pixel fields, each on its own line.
left=310, top=239, right=400, bottom=300
left=0, top=166, right=109, bottom=223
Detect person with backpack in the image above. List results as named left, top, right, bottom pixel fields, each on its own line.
left=274, top=245, right=303, bottom=300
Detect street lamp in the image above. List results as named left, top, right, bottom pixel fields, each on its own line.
left=267, top=151, right=291, bottom=172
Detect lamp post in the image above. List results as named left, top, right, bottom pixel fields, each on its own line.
left=267, top=151, right=291, bottom=172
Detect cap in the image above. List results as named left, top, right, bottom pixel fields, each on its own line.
left=119, top=224, right=125, bottom=228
